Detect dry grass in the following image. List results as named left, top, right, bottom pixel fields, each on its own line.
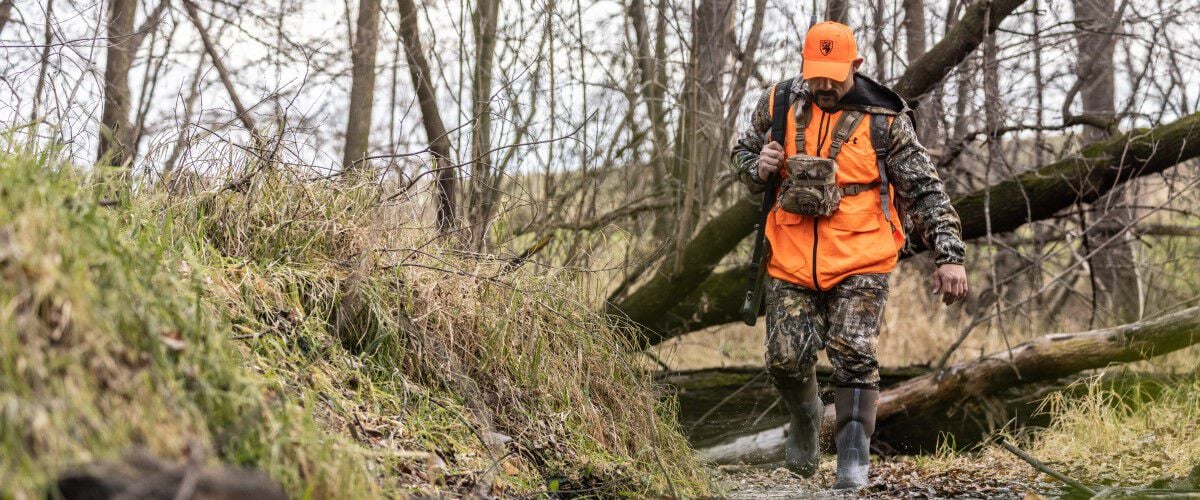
left=0, top=145, right=711, bottom=498
left=1024, top=373, right=1200, bottom=486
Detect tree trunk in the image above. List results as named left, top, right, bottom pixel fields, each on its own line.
left=628, top=0, right=670, bottom=195
left=396, top=0, right=456, bottom=232
left=468, top=0, right=501, bottom=250
left=903, top=0, right=941, bottom=146
left=827, top=0, right=850, bottom=24
left=669, top=0, right=735, bottom=267
left=871, top=0, right=886, bottom=81
left=701, top=306, right=1200, bottom=462
left=97, top=0, right=138, bottom=169
left=1073, top=0, right=1142, bottom=324
left=30, top=0, right=55, bottom=128
left=615, top=109, right=1200, bottom=344
left=342, top=0, right=382, bottom=170
left=0, top=0, right=13, bottom=36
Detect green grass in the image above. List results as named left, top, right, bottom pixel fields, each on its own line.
left=0, top=144, right=710, bottom=498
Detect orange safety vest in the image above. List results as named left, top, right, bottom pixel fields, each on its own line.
left=764, top=86, right=906, bottom=290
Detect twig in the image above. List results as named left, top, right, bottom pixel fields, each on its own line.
left=497, top=233, right=553, bottom=275
left=181, top=0, right=265, bottom=145
left=998, top=437, right=1097, bottom=496
left=640, top=350, right=671, bottom=372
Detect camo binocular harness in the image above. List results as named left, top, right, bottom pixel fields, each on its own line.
left=777, top=109, right=880, bottom=217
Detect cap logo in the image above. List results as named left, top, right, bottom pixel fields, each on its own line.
left=820, top=40, right=833, bottom=56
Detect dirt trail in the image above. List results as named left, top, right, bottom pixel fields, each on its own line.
left=717, top=456, right=1058, bottom=499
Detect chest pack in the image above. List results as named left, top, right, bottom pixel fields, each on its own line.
left=769, top=78, right=898, bottom=233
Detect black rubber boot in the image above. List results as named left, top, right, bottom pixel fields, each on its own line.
left=776, top=367, right=823, bottom=477
left=832, top=387, right=879, bottom=490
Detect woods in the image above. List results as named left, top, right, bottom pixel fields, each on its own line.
left=2, top=0, right=1199, bottom=496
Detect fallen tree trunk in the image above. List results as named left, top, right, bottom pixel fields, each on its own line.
left=657, top=364, right=929, bottom=447
left=619, top=110, right=1200, bottom=343
left=701, top=306, right=1200, bottom=463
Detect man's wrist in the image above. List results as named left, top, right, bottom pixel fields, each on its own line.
left=744, top=157, right=768, bottom=184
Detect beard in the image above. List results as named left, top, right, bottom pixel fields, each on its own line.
left=814, top=89, right=839, bottom=111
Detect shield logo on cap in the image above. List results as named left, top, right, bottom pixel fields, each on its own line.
left=820, top=40, right=833, bottom=56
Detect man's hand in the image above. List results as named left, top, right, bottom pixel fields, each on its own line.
left=931, top=264, right=968, bottom=305
left=757, top=141, right=785, bottom=181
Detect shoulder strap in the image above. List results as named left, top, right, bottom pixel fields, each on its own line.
left=794, top=95, right=811, bottom=154
left=827, top=110, right=866, bottom=160
left=869, top=113, right=898, bottom=234
left=770, top=78, right=794, bottom=145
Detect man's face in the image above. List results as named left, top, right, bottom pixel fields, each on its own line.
left=806, top=58, right=864, bottom=109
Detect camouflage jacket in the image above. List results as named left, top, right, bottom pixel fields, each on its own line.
left=730, top=73, right=966, bottom=266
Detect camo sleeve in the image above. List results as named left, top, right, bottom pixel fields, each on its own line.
left=730, top=88, right=773, bottom=193
left=886, top=114, right=966, bottom=266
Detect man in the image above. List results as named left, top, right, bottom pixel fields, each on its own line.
left=730, top=22, right=968, bottom=489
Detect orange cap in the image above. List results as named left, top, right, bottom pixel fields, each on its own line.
left=802, top=22, right=859, bottom=82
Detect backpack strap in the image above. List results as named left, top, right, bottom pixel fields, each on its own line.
left=827, top=110, right=866, bottom=160
left=869, top=113, right=899, bottom=235
left=794, top=98, right=811, bottom=154
left=770, top=78, right=794, bottom=145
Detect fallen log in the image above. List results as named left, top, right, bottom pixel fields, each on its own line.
left=656, top=365, right=929, bottom=447
left=701, top=306, right=1200, bottom=464
left=53, top=449, right=286, bottom=500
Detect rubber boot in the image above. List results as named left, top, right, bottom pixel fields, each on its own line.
left=776, top=367, right=823, bottom=477
left=832, top=387, right=879, bottom=490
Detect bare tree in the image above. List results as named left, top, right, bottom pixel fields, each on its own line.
left=903, top=0, right=941, bottom=145
left=96, top=0, right=169, bottom=172
left=1073, top=0, right=1142, bottom=324
left=0, top=0, right=14, bottom=38
left=30, top=0, right=54, bottom=127
left=668, top=0, right=736, bottom=266
left=343, top=0, right=382, bottom=170
left=628, top=0, right=670, bottom=211
left=467, top=0, right=501, bottom=249
left=827, top=0, right=850, bottom=24
left=96, top=0, right=138, bottom=169
left=396, top=0, right=456, bottom=232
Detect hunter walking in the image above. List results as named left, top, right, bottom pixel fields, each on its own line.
left=730, top=21, right=968, bottom=489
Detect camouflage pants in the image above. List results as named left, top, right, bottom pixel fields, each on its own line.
left=764, top=274, right=889, bottom=388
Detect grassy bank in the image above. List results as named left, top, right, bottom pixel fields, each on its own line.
left=0, top=146, right=709, bottom=498
left=1025, top=372, right=1200, bottom=486
left=896, top=371, right=1200, bottom=495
